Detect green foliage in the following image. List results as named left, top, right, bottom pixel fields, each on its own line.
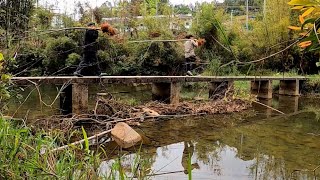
left=134, top=41, right=184, bottom=75
left=201, top=50, right=239, bottom=76
left=0, top=52, right=12, bottom=110
left=288, top=0, right=320, bottom=67
left=8, top=41, right=46, bottom=76
left=0, top=0, right=34, bottom=34
left=3, top=0, right=320, bottom=78
left=66, top=53, right=81, bottom=67
left=192, top=3, right=220, bottom=38
left=44, top=37, right=78, bottom=74
left=174, top=4, right=193, bottom=15
left=0, top=117, right=104, bottom=179
left=188, top=154, right=192, bottom=180
left=81, top=127, right=90, bottom=154
left=32, top=7, right=54, bottom=29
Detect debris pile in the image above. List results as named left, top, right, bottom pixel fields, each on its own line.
left=32, top=97, right=251, bottom=133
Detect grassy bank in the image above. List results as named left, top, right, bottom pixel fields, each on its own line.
left=0, top=116, right=104, bottom=179
left=0, top=115, right=201, bottom=179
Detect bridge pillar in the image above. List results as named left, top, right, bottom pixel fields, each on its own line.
left=209, top=81, right=234, bottom=100
left=279, top=80, right=300, bottom=96
left=72, top=82, right=89, bottom=114
left=152, top=82, right=180, bottom=105
left=60, top=84, right=72, bottom=115
left=251, top=80, right=272, bottom=99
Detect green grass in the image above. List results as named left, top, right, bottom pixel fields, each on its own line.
left=306, top=74, right=320, bottom=86
left=0, top=115, right=163, bottom=180
left=0, top=116, right=104, bottom=179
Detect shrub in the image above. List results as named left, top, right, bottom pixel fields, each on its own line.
left=44, top=37, right=78, bottom=75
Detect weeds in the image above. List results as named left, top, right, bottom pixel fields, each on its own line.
left=0, top=116, right=103, bottom=179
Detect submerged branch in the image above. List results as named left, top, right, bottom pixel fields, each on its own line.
left=252, top=101, right=285, bottom=115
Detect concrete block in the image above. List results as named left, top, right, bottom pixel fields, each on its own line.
left=152, top=82, right=180, bottom=104
left=72, top=83, right=89, bottom=114
left=279, top=80, right=299, bottom=96
left=251, top=80, right=272, bottom=99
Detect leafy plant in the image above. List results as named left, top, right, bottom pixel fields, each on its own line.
left=288, top=0, right=320, bottom=68
left=288, top=0, right=320, bottom=50
left=0, top=52, right=12, bottom=110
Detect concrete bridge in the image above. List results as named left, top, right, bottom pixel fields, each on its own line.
left=11, top=76, right=307, bottom=114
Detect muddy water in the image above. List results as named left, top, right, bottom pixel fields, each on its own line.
left=6, top=85, right=320, bottom=179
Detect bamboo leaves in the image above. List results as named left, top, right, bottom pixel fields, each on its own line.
left=302, top=7, right=316, bottom=17
left=288, top=0, right=320, bottom=50
left=288, top=26, right=302, bottom=30
left=288, top=0, right=318, bottom=6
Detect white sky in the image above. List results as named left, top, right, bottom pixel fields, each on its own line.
left=40, top=0, right=215, bottom=14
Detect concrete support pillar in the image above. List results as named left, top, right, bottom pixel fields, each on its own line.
left=279, top=80, right=300, bottom=96
left=72, top=83, right=89, bottom=114
left=209, top=81, right=234, bottom=100
left=152, top=82, right=180, bottom=105
left=251, top=80, right=272, bottom=99
left=60, top=84, right=72, bottom=115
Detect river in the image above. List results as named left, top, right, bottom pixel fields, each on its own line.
left=6, top=85, right=320, bottom=179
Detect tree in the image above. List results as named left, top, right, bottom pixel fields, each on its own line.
left=31, top=7, right=54, bottom=29
left=0, top=0, right=34, bottom=34
left=174, top=4, right=192, bottom=14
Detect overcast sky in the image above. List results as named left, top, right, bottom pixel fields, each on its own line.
left=40, top=0, right=215, bottom=14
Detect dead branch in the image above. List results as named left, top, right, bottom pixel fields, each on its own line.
left=51, top=129, right=112, bottom=152
left=107, top=113, right=207, bottom=124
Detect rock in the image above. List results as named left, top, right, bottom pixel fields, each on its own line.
left=142, top=108, right=160, bottom=117
left=111, top=122, right=142, bottom=149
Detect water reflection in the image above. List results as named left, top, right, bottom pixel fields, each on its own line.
left=99, top=97, right=320, bottom=179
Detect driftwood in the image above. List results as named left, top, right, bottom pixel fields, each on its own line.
left=107, top=113, right=207, bottom=124
left=51, top=129, right=112, bottom=152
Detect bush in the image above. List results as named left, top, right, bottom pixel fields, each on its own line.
left=66, top=53, right=81, bottom=67
left=44, top=37, right=78, bottom=75
left=9, top=42, right=46, bottom=76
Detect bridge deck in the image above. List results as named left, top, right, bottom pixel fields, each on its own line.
left=11, top=76, right=307, bottom=85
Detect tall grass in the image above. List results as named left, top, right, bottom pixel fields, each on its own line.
left=0, top=116, right=157, bottom=180
left=0, top=116, right=103, bottom=179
